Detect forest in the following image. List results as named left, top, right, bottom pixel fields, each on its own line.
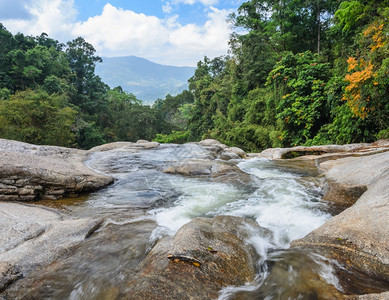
left=1, top=0, right=389, bottom=151
left=0, top=30, right=173, bottom=149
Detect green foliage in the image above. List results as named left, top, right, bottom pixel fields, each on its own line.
left=0, top=88, right=10, bottom=100
left=0, top=90, right=77, bottom=147
left=376, top=128, right=389, bottom=140
left=268, top=51, right=330, bottom=145
left=335, top=1, right=365, bottom=32
left=0, top=25, right=173, bottom=149
left=2, top=0, right=389, bottom=152
left=154, top=130, right=190, bottom=144
left=178, top=0, right=389, bottom=151
left=104, top=87, right=171, bottom=143
left=153, top=90, right=194, bottom=130
left=319, top=104, right=372, bottom=144
left=76, top=123, right=106, bottom=149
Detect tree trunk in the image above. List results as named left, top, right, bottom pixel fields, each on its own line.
left=317, top=0, right=321, bottom=54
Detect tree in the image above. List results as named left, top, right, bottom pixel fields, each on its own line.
left=66, top=37, right=102, bottom=98
left=0, top=90, right=77, bottom=147
left=342, top=17, right=389, bottom=134
left=267, top=51, right=330, bottom=145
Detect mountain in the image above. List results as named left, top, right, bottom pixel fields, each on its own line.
left=95, top=56, right=195, bottom=104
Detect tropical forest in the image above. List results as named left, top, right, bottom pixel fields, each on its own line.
left=1, top=1, right=389, bottom=298
left=1, top=0, right=389, bottom=152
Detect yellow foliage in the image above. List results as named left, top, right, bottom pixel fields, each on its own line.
left=342, top=20, right=387, bottom=120
left=347, top=57, right=358, bottom=72
left=364, top=21, right=385, bottom=52
left=343, top=59, right=375, bottom=119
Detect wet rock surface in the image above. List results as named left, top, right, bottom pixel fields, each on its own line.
left=128, top=216, right=264, bottom=299
left=163, top=159, right=251, bottom=185
left=0, top=202, right=102, bottom=292
left=279, top=141, right=389, bottom=297
left=0, top=263, right=21, bottom=293
left=1, top=138, right=389, bottom=298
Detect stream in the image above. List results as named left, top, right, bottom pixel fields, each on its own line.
left=5, top=143, right=344, bottom=299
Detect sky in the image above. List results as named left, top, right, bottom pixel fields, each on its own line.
left=0, top=0, right=245, bottom=66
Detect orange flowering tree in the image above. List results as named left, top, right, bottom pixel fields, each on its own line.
left=342, top=19, right=389, bottom=128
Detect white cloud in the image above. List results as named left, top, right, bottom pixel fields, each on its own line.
left=75, top=4, right=232, bottom=66
left=1, top=0, right=233, bottom=66
left=162, top=2, right=173, bottom=14
left=1, top=0, right=77, bottom=42
left=73, top=4, right=169, bottom=56
left=171, top=0, right=219, bottom=5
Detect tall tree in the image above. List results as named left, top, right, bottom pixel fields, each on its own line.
left=66, top=37, right=102, bottom=97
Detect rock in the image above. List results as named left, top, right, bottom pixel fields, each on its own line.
left=199, top=139, right=227, bottom=149
left=198, top=139, right=228, bottom=154
left=237, top=248, right=345, bottom=300
left=348, top=291, right=389, bottom=299
left=256, top=141, right=389, bottom=205
left=90, top=141, right=160, bottom=153
left=128, top=216, right=265, bottom=299
left=292, top=150, right=389, bottom=285
left=322, top=181, right=367, bottom=206
left=0, top=139, right=113, bottom=201
left=135, top=140, right=160, bottom=149
left=0, top=202, right=102, bottom=287
left=224, top=147, right=246, bottom=158
left=0, top=263, right=21, bottom=293
left=163, top=159, right=251, bottom=184
left=218, top=151, right=241, bottom=161
left=257, top=142, right=388, bottom=160
left=319, top=151, right=389, bottom=206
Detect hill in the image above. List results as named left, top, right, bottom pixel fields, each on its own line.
left=95, top=56, right=195, bottom=104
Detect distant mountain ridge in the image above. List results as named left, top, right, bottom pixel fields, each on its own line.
left=95, top=56, right=195, bottom=104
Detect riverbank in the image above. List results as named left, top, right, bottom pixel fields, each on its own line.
left=0, top=138, right=388, bottom=298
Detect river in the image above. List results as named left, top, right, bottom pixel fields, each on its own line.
left=5, top=143, right=343, bottom=299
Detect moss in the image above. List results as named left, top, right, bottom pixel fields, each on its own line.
left=281, top=150, right=327, bottom=159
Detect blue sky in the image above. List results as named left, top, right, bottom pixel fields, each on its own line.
left=0, top=0, right=244, bottom=66
left=74, top=0, right=242, bottom=24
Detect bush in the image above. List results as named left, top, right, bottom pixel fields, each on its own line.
left=154, top=130, right=190, bottom=144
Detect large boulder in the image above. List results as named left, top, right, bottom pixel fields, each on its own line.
left=128, top=216, right=267, bottom=299
left=258, top=141, right=389, bottom=160
left=292, top=150, right=389, bottom=287
left=319, top=151, right=389, bottom=206
left=163, top=159, right=251, bottom=185
left=0, top=202, right=102, bottom=291
left=163, top=159, right=241, bottom=177
left=0, top=139, right=113, bottom=201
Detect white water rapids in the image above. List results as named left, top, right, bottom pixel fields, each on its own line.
left=150, top=157, right=329, bottom=248
left=4, top=143, right=344, bottom=299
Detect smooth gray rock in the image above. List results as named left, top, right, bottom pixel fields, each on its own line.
left=198, top=139, right=227, bottom=149
left=258, top=141, right=389, bottom=160
left=0, top=139, right=114, bottom=201
left=163, top=159, right=251, bottom=184
left=128, top=216, right=266, bottom=299
left=293, top=150, right=389, bottom=285
left=224, top=146, right=246, bottom=158
left=0, top=202, right=102, bottom=291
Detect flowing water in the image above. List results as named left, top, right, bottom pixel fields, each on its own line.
left=4, top=144, right=345, bottom=299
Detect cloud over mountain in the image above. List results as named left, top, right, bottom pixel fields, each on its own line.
left=0, top=0, right=235, bottom=66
